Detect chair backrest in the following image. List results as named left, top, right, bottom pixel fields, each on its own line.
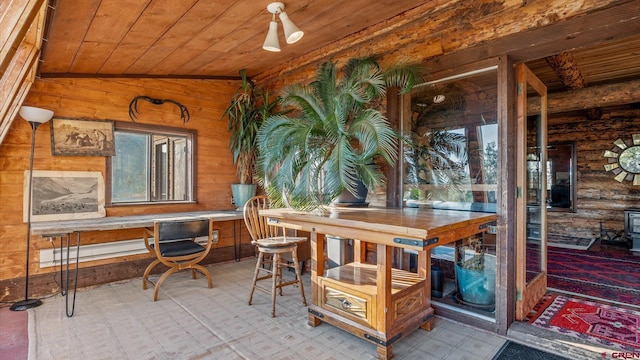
left=156, top=219, right=210, bottom=242
left=243, top=195, right=280, bottom=241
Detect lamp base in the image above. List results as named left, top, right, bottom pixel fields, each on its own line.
left=10, top=298, right=43, bottom=311
left=267, top=2, right=284, bottom=14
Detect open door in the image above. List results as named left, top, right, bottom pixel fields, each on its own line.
left=515, top=63, right=548, bottom=320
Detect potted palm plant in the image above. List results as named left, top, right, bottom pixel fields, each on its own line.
left=224, top=69, right=279, bottom=209
left=256, top=57, right=422, bottom=210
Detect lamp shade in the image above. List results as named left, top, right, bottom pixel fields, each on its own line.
left=279, top=12, right=303, bottom=44
left=19, top=106, right=54, bottom=124
left=262, top=21, right=281, bottom=52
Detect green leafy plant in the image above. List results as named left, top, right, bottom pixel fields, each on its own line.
left=457, top=236, right=486, bottom=271
left=224, top=69, right=279, bottom=184
left=256, top=57, right=422, bottom=210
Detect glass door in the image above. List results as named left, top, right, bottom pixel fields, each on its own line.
left=515, top=63, right=548, bottom=320
left=402, top=66, right=498, bottom=317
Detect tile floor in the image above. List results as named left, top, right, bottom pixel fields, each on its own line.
left=9, top=258, right=609, bottom=360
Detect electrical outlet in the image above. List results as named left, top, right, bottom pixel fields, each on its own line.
left=195, top=230, right=219, bottom=245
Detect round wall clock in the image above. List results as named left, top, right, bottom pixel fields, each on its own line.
left=603, top=134, right=640, bottom=185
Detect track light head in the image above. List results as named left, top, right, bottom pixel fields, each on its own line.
left=263, top=2, right=303, bottom=51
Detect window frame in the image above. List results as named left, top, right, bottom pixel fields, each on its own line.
left=105, top=121, right=197, bottom=207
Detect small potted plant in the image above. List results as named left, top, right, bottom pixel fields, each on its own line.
left=223, top=69, right=279, bottom=209
left=455, top=236, right=496, bottom=308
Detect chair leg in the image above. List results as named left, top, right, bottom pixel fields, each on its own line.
left=153, top=267, right=180, bottom=301
left=277, top=258, right=284, bottom=296
left=291, top=248, right=307, bottom=306
left=142, top=259, right=160, bottom=290
left=271, top=253, right=280, bottom=317
left=249, top=251, right=265, bottom=306
left=190, top=264, right=213, bottom=288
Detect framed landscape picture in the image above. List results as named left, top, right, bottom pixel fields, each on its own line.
left=24, top=170, right=106, bottom=222
left=50, top=117, right=115, bottom=156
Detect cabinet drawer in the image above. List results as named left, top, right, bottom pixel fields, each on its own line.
left=320, top=281, right=373, bottom=327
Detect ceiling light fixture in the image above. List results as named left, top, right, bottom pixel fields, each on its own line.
left=262, top=2, right=304, bottom=52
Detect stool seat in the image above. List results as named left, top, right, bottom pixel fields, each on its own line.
left=253, top=236, right=307, bottom=248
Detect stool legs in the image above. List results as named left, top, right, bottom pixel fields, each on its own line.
left=270, top=253, right=280, bottom=317
left=248, top=251, right=265, bottom=306
left=248, top=245, right=307, bottom=317
left=290, top=247, right=307, bottom=306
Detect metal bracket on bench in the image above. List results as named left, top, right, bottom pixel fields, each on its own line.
left=423, top=313, right=435, bottom=323
left=308, top=308, right=324, bottom=318
left=364, top=333, right=402, bottom=346
left=479, top=221, right=496, bottom=229
left=479, top=221, right=497, bottom=234
left=394, top=237, right=438, bottom=247
left=267, top=218, right=280, bottom=225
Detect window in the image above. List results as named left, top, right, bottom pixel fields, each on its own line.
left=403, top=66, right=498, bottom=207
left=107, top=122, right=196, bottom=205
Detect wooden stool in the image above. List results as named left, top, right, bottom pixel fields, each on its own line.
left=248, top=238, right=307, bottom=317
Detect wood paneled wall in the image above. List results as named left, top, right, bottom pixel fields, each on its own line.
left=547, top=106, right=640, bottom=239
left=0, top=77, right=244, bottom=301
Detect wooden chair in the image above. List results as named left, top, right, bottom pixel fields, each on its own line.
left=243, top=195, right=307, bottom=317
left=142, top=218, right=214, bottom=301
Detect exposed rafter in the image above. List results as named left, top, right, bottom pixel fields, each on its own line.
left=528, top=78, right=640, bottom=114
left=545, top=51, right=602, bottom=119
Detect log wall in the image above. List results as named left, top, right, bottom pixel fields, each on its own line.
left=547, top=106, right=640, bottom=239
left=0, top=77, right=251, bottom=301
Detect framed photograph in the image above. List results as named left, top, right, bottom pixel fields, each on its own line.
left=50, top=117, right=115, bottom=156
left=24, top=170, right=106, bottom=222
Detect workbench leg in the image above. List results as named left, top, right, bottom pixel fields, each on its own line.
left=308, top=313, right=322, bottom=327
left=377, top=344, right=392, bottom=360
left=420, top=318, right=434, bottom=331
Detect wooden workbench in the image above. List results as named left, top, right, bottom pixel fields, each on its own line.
left=261, top=206, right=497, bottom=360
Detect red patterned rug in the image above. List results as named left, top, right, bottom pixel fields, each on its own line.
left=526, top=246, right=640, bottom=305
left=528, top=294, right=640, bottom=351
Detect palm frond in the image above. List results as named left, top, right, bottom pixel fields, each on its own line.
left=384, top=65, right=425, bottom=94
left=349, top=109, right=398, bottom=164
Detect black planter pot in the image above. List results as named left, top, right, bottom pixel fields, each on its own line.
left=335, top=180, right=368, bottom=206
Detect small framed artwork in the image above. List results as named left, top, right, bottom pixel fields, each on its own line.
left=50, top=117, right=115, bottom=156
left=24, top=170, right=106, bottom=222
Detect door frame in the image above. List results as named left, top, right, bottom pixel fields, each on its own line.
left=515, top=62, right=548, bottom=320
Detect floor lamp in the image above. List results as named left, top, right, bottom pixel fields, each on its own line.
left=10, top=106, right=54, bottom=312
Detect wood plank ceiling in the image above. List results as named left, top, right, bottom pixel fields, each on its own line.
left=31, top=0, right=640, bottom=96
left=40, top=0, right=427, bottom=78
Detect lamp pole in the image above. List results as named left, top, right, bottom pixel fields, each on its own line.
left=10, top=106, right=52, bottom=311
left=11, top=121, right=44, bottom=311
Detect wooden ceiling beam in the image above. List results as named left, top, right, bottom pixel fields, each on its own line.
left=0, top=0, right=47, bottom=146
left=529, top=78, right=640, bottom=114
left=425, top=0, right=640, bottom=78
left=257, top=0, right=639, bottom=92
left=545, top=52, right=586, bottom=90
left=545, top=51, right=602, bottom=119
left=0, top=0, right=46, bottom=76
